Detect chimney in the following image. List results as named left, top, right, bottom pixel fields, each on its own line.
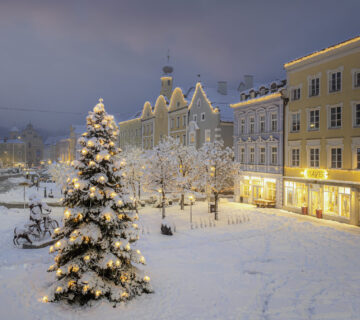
left=217, top=81, right=227, bottom=95
left=244, top=75, right=254, bottom=90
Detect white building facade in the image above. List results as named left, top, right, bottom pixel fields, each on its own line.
left=232, top=81, right=286, bottom=208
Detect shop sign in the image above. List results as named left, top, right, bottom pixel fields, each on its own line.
left=302, top=169, right=328, bottom=180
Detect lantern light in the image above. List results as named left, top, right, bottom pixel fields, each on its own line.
left=144, top=276, right=150, bottom=282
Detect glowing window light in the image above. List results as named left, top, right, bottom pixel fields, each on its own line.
left=64, top=209, right=71, bottom=219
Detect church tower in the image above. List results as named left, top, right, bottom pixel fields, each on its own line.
left=160, top=50, right=173, bottom=100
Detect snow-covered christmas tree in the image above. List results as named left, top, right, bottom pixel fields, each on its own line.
left=44, top=99, right=152, bottom=305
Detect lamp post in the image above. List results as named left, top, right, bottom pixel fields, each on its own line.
left=189, top=195, right=194, bottom=223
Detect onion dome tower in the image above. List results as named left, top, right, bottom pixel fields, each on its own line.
left=160, top=50, right=173, bottom=100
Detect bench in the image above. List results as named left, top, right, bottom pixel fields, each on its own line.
left=254, top=199, right=276, bottom=208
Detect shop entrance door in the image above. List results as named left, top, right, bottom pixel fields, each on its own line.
left=253, top=186, right=263, bottom=200
left=310, top=190, right=320, bottom=216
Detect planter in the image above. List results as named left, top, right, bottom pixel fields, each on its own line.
left=301, top=206, right=308, bottom=215
left=316, top=209, right=323, bottom=219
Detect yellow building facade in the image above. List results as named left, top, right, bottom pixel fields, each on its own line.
left=284, top=36, right=360, bottom=225
left=168, top=87, right=188, bottom=146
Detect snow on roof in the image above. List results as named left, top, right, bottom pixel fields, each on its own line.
left=0, top=139, right=25, bottom=144
left=10, top=126, right=19, bottom=132
left=201, top=86, right=239, bottom=122
left=44, top=136, right=63, bottom=145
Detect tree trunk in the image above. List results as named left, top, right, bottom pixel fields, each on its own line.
left=214, top=192, right=219, bottom=220
left=180, top=193, right=184, bottom=210
left=161, top=190, right=166, bottom=219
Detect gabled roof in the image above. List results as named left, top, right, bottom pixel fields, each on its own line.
left=188, top=82, right=238, bottom=122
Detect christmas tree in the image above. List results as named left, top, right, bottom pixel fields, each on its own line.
left=44, top=99, right=152, bottom=305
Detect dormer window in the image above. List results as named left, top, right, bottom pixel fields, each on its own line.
left=240, top=93, right=246, bottom=101
left=250, top=90, right=255, bottom=98
left=260, top=87, right=266, bottom=96
left=270, top=83, right=277, bottom=92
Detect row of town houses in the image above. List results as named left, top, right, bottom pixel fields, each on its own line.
left=119, top=36, right=360, bottom=226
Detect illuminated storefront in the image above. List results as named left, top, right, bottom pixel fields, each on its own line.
left=283, top=176, right=356, bottom=222
left=238, top=174, right=281, bottom=207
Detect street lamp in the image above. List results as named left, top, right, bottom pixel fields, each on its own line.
left=189, top=195, right=194, bottom=223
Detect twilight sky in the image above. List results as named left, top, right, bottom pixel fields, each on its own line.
left=0, top=0, right=358, bottom=136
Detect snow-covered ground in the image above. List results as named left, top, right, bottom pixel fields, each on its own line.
left=1, top=201, right=360, bottom=320
left=0, top=179, right=62, bottom=204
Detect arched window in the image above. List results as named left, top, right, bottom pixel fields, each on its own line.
left=197, top=98, right=201, bottom=108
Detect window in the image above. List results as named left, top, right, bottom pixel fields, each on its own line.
left=197, top=99, right=201, bottom=108
left=176, top=116, right=180, bottom=128
left=329, top=71, right=341, bottom=93
left=309, top=109, right=320, bottom=130
left=183, top=134, right=186, bottom=146
left=240, top=147, right=245, bottom=163
left=285, top=181, right=307, bottom=208
left=310, top=148, right=320, bottom=168
left=354, top=104, right=360, bottom=127
left=249, top=147, right=255, bottom=164
left=240, top=118, right=245, bottom=134
left=201, top=113, right=205, bottom=121
left=309, top=77, right=320, bottom=97
left=271, top=147, right=277, bottom=165
left=193, top=114, right=197, bottom=122
left=167, top=79, right=170, bottom=85
left=329, top=106, right=342, bottom=128
left=291, top=149, right=300, bottom=167
left=170, top=119, right=174, bottom=129
left=259, top=115, right=265, bottom=133
left=205, top=129, right=211, bottom=142
left=260, top=147, right=265, bottom=164
left=292, top=88, right=301, bottom=101
left=249, top=117, right=255, bottom=134
left=331, top=148, right=342, bottom=168
left=177, top=101, right=180, bottom=107
left=291, top=113, right=300, bottom=132
left=354, top=71, right=360, bottom=88
left=189, top=132, right=195, bottom=145
left=183, top=115, right=186, bottom=127
left=357, top=148, right=360, bottom=169
left=271, top=113, right=277, bottom=132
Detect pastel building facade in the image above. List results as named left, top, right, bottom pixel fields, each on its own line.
left=284, top=36, right=360, bottom=225
left=232, top=81, right=286, bottom=208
